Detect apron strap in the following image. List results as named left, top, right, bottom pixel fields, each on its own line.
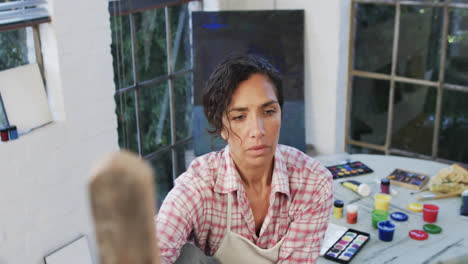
left=226, top=193, right=232, bottom=230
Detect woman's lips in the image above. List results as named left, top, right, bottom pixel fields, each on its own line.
left=248, top=145, right=267, bottom=150
left=247, top=145, right=269, bottom=155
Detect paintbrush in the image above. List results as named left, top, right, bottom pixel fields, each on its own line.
left=416, top=192, right=461, bottom=201
left=89, top=151, right=160, bottom=264
left=410, top=187, right=430, bottom=195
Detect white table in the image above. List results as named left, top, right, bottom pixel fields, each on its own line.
left=314, top=154, right=468, bottom=264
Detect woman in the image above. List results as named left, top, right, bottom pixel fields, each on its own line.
left=156, top=55, right=333, bottom=264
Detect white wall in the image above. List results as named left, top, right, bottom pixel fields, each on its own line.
left=0, top=0, right=118, bottom=263
left=203, top=0, right=350, bottom=155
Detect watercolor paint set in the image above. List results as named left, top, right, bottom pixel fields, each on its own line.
left=326, top=161, right=374, bottom=179
left=323, top=229, right=370, bottom=263
left=386, top=168, right=429, bottom=190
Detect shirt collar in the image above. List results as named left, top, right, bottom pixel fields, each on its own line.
left=214, top=145, right=290, bottom=198
left=271, top=146, right=290, bottom=198
left=214, top=145, right=242, bottom=193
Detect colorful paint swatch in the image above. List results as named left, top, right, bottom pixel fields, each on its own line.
left=324, top=229, right=370, bottom=263
left=326, top=161, right=374, bottom=179
left=386, top=169, right=429, bottom=190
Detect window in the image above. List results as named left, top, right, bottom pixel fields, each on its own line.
left=109, top=0, right=200, bottom=204
left=0, top=0, right=50, bottom=72
left=0, top=0, right=51, bottom=135
left=347, top=0, right=468, bottom=165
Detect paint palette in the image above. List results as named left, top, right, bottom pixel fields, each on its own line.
left=386, top=169, right=429, bottom=190
left=326, top=161, right=374, bottom=179
left=324, top=229, right=370, bottom=264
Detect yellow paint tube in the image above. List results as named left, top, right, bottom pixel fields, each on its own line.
left=341, top=180, right=371, bottom=197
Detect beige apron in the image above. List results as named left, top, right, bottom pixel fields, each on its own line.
left=213, top=193, right=286, bottom=264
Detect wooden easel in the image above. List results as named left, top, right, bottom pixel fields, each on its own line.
left=88, top=151, right=160, bottom=264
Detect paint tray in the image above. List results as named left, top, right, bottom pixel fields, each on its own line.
left=386, top=168, right=430, bottom=190
left=323, top=228, right=370, bottom=264
left=326, top=161, right=374, bottom=180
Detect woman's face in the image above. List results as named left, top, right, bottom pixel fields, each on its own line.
left=222, top=73, right=281, bottom=169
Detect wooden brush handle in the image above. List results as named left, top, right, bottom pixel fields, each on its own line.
left=89, top=151, right=160, bottom=264
left=432, top=192, right=462, bottom=199
left=417, top=192, right=461, bottom=201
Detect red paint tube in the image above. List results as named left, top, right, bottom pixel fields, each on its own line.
left=0, top=128, right=8, bottom=142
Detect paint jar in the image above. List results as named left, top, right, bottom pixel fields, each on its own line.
left=408, top=203, right=423, bottom=213
left=423, top=204, right=439, bottom=223
left=461, top=190, right=468, bottom=216
left=375, top=194, right=391, bottom=211
left=346, top=204, right=358, bottom=224
left=377, top=220, right=395, bottom=242
left=409, top=230, right=428, bottom=241
left=7, top=126, right=18, bottom=140
left=0, top=128, right=8, bottom=142
left=333, top=200, right=344, bottom=219
left=371, top=209, right=388, bottom=229
left=380, top=178, right=390, bottom=194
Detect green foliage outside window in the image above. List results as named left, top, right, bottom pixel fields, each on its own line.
left=110, top=3, right=194, bottom=202
left=0, top=29, right=28, bottom=71
left=111, top=4, right=193, bottom=155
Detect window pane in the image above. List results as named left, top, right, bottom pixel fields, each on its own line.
left=0, top=28, right=30, bottom=71
left=174, top=74, right=193, bottom=141
left=353, top=3, right=395, bottom=74
left=0, top=94, right=7, bottom=129
left=111, top=15, right=135, bottom=89
left=350, top=77, right=390, bottom=145
left=438, top=90, right=468, bottom=163
left=445, top=8, right=468, bottom=87
left=135, top=8, right=168, bottom=82
left=176, top=140, right=195, bottom=177
left=169, top=4, right=191, bottom=72
left=391, top=83, right=437, bottom=156
left=115, top=91, right=139, bottom=153
left=140, top=82, right=171, bottom=155
left=397, top=6, right=443, bottom=81
left=347, top=145, right=385, bottom=155
left=149, top=150, right=174, bottom=208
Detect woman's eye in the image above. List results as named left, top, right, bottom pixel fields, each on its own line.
left=233, top=115, right=245, bottom=120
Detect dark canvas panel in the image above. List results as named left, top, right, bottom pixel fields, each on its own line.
left=192, top=10, right=306, bottom=155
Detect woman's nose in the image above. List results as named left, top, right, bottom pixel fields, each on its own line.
left=249, top=116, right=265, bottom=137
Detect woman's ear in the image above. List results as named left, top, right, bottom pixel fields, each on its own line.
left=221, top=130, right=227, bottom=141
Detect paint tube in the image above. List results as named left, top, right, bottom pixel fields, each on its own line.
left=341, top=180, right=371, bottom=197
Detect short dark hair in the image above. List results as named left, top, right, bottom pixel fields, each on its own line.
left=202, top=54, right=283, bottom=139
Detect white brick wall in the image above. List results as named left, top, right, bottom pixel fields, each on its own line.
left=0, top=0, right=118, bottom=263
left=203, top=0, right=350, bottom=155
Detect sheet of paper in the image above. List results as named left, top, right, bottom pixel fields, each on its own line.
left=44, top=235, right=93, bottom=264
left=0, top=64, right=52, bottom=132
left=320, top=223, right=348, bottom=256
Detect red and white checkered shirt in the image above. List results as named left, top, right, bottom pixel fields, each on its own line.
left=156, top=144, right=333, bottom=263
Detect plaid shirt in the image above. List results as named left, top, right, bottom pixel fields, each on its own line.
left=156, top=144, right=333, bottom=263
